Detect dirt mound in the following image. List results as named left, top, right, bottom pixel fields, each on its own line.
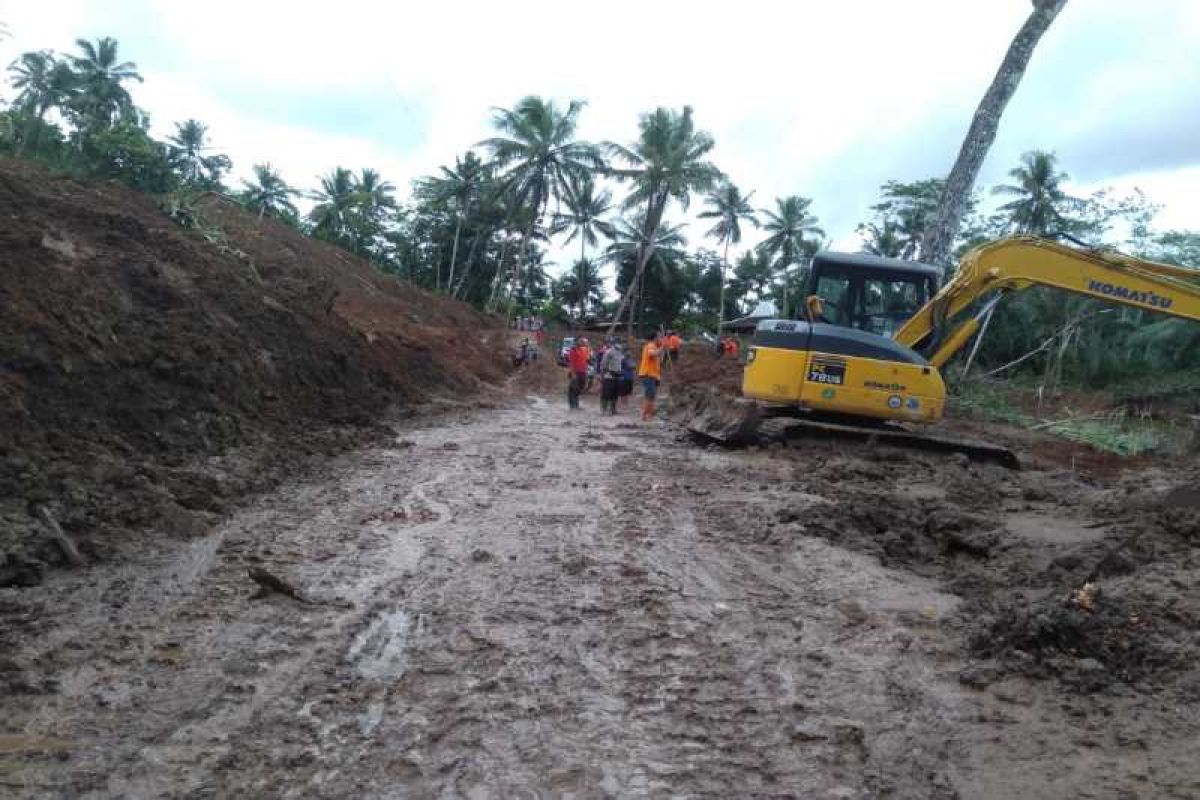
left=667, top=344, right=741, bottom=393
left=966, top=588, right=1185, bottom=690
left=0, top=158, right=505, bottom=584
left=754, top=439, right=1200, bottom=693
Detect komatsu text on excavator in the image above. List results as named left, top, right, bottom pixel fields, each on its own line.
left=685, top=236, right=1200, bottom=465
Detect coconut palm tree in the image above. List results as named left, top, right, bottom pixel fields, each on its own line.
left=352, top=168, right=396, bottom=256
left=551, top=173, right=617, bottom=263
left=557, top=257, right=605, bottom=319
left=478, top=96, right=603, bottom=307
left=8, top=50, right=75, bottom=120
left=166, top=119, right=232, bottom=189
left=551, top=173, right=616, bottom=325
left=605, top=214, right=688, bottom=266
left=920, top=0, right=1069, bottom=266
left=859, top=219, right=906, bottom=258
left=757, top=195, right=824, bottom=275
left=699, top=180, right=757, bottom=331
left=309, top=167, right=359, bottom=246
left=993, top=150, right=1078, bottom=235
left=240, top=163, right=297, bottom=220
left=417, top=152, right=486, bottom=291
left=604, top=105, right=722, bottom=335
left=67, top=37, right=142, bottom=129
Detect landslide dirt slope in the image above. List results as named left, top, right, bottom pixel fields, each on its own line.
left=0, top=158, right=505, bottom=583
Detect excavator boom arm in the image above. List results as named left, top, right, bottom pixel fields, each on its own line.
left=894, top=236, right=1200, bottom=367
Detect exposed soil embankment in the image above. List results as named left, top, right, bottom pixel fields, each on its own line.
left=0, top=159, right=505, bottom=584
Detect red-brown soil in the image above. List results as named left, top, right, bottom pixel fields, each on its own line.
left=0, top=158, right=506, bottom=584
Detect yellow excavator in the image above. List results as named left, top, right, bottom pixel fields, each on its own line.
left=683, top=236, right=1200, bottom=464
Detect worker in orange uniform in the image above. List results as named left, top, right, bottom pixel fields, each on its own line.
left=665, top=330, right=682, bottom=364
left=637, top=331, right=665, bottom=421
left=578, top=337, right=593, bottom=392
left=722, top=336, right=740, bottom=358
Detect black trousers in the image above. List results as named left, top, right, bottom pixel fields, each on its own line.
left=600, top=375, right=620, bottom=413
left=567, top=372, right=586, bottom=408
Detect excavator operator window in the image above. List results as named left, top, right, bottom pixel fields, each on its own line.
left=812, top=266, right=933, bottom=336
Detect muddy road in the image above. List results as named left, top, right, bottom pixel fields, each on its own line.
left=3, top=389, right=1198, bottom=798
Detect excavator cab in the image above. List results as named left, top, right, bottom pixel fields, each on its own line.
left=804, top=252, right=940, bottom=338
left=743, top=252, right=946, bottom=423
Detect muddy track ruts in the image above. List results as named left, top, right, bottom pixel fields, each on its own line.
left=2, top=391, right=1198, bottom=798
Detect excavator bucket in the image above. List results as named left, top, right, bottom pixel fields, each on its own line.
left=670, top=386, right=766, bottom=445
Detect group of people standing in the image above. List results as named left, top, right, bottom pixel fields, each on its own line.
left=565, top=330, right=682, bottom=421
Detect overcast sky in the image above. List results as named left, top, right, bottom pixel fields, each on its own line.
left=4, top=0, right=1198, bottom=274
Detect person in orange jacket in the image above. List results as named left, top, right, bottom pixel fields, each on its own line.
left=665, top=330, right=682, bottom=364
left=637, top=331, right=665, bottom=421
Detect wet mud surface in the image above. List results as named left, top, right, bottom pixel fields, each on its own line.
left=2, top=389, right=1199, bottom=798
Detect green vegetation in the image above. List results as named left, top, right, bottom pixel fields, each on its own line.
left=1041, top=418, right=1163, bottom=457
left=3, top=32, right=1199, bottom=407
left=953, top=380, right=1175, bottom=456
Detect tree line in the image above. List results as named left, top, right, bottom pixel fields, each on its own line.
left=3, top=34, right=1199, bottom=386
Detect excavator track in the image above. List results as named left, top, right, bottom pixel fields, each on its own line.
left=672, top=386, right=1020, bottom=469
left=763, top=416, right=1020, bottom=469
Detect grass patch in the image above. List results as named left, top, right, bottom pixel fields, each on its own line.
left=951, top=381, right=1031, bottom=426
left=1040, top=417, right=1164, bottom=456
left=952, top=380, right=1170, bottom=456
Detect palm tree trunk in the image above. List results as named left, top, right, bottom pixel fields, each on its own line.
left=718, top=239, right=729, bottom=333
left=502, top=218, right=537, bottom=317
left=446, top=214, right=463, bottom=293
left=579, top=235, right=587, bottom=323
left=452, top=226, right=487, bottom=299
left=920, top=0, right=1068, bottom=268
left=487, top=236, right=511, bottom=312
left=607, top=188, right=668, bottom=338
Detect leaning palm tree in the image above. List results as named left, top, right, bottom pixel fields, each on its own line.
left=67, top=37, right=142, bottom=129
left=920, top=0, right=1069, bottom=266
left=606, top=214, right=689, bottom=335
left=993, top=150, right=1077, bottom=235
left=605, top=105, right=722, bottom=336
left=699, top=180, right=757, bottom=331
left=240, top=163, right=297, bottom=220
left=478, top=96, right=603, bottom=308
left=757, top=196, right=824, bottom=281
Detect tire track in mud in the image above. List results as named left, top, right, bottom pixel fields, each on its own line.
left=11, top=393, right=1193, bottom=798
left=2, top=397, right=967, bottom=798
